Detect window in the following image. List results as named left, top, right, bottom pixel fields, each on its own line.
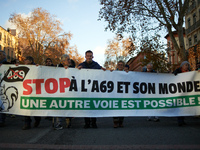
left=7, top=37, right=10, bottom=46
left=194, top=34, right=197, bottom=43
left=193, top=13, right=196, bottom=24
left=7, top=49, right=9, bottom=57
left=11, top=51, right=13, bottom=59
left=0, top=45, right=1, bottom=50
left=199, top=9, right=200, bottom=20
left=168, top=41, right=171, bottom=48
left=188, top=18, right=191, bottom=27
left=174, top=51, right=178, bottom=64
left=188, top=38, right=192, bottom=46
left=4, top=35, right=6, bottom=43
left=0, top=32, right=2, bottom=41
left=192, top=1, right=195, bottom=8
left=199, top=9, right=200, bottom=19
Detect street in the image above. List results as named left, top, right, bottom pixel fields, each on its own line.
left=0, top=115, right=200, bottom=150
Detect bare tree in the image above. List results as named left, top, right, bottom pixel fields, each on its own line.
left=139, top=34, right=169, bottom=73
left=99, top=0, right=190, bottom=62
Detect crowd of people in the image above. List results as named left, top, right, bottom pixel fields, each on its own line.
left=0, top=49, right=200, bottom=130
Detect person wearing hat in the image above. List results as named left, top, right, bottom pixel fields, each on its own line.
left=173, top=61, right=191, bottom=75
left=173, top=61, right=191, bottom=126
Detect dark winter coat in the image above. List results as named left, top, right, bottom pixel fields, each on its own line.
left=78, top=61, right=101, bottom=69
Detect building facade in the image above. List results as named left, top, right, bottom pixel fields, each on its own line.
left=165, top=30, right=186, bottom=71
left=185, top=0, right=200, bottom=70
left=0, top=26, right=18, bottom=62
left=126, top=52, right=146, bottom=72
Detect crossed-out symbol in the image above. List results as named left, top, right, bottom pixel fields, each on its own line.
left=8, top=69, right=24, bottom=79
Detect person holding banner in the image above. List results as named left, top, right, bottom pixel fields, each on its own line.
left=58, top=57, right=76, bottom=129
left=0, top=50, right=10, bottom=127
left=78, top=50, right=105, bottom=128
left=11, top=59, right=20, bottom=65
left=113, top=60, right=126, bottom=128
left=44, top=58, right=54, bottom=121
left=143, top=63, right=160, bottom=122
left=66, top=59, right=76, bottom=128
left=45, top=58, right=54, bottom=66
left=22, top=56, right=41, bottom=130
left=54, top=54, right=70, bottom=130
left=124, top=64, right=129, bottom=72
left=53, top=54, right=73, bottom=130
left=196, top=62, right=200, bottom=71
left=195, top=62, right=200, bottom=118
left=173, top=61, right=191, bottom=126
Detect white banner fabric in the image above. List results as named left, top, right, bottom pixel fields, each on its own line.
left=0, top=65, right=200, bottom=117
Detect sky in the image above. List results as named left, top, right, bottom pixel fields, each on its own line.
left=0, top=0, right=118, bottom=66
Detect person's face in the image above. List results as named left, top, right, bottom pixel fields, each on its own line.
left=147, top=64, right=153, bottom=72
left=117, top=62, right=124, bottom=71
left=85, top=52, right=93, bottom=63
left=24, top=59, right=32, bottom=65
left=182, top=63, right=189, bottom=71
left=63, top=56, right=71, bottom=66
left=46, top=59, right=52, bottom=66
left=0, top=52, right=5, bottom=62
left=124, top=67, right=129, bottom=72
left=15, top=59, right=20, bottom=65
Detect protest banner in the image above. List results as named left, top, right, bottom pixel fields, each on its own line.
left=0, top=65, right=200, bottom=117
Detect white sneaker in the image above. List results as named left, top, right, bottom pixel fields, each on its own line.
left=54, top=124, right=63, bottom=130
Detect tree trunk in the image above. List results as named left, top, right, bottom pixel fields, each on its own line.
left=177, top=27, right=187, bottom=62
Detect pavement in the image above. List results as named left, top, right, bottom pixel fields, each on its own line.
left=0, top=115, right=200, bottom=150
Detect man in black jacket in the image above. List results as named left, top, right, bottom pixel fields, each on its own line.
left=78, top=50, right=105, bottom=129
